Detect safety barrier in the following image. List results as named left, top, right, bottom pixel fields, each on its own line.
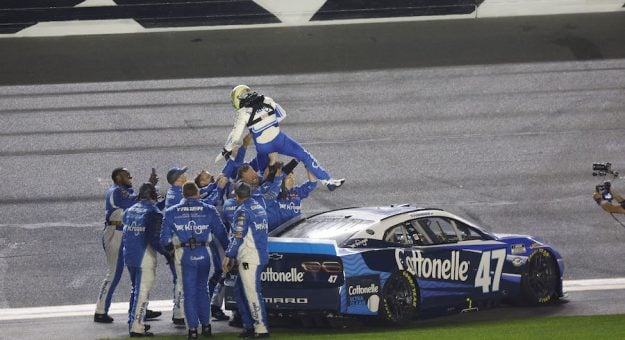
left=0, top=0, right=623, bottom=37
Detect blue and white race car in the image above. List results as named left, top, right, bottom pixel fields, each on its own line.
left=227, top=205, right=564, bottom=325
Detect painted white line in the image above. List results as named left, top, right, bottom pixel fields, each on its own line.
left=562, top=278, right=625, bottom=292
left=1, top=278, right=624, bottom=321
left=0, top=300, right=173, bottom=321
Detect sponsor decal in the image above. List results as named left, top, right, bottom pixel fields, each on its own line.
left=511, top=257, right=524, bottom=267
left=176, top=206, right=203, bottom=212
left=268, top=253, right=283, bottom=261
left=279, top=201, right=301, bottom=213
left=253, top=219, right=268, bottom=231
left=126, top=222, right=145, bottom=236
left=347, top=239, right=368, bottom=248
left=264, top=297, right=308, bottom=304
left=348, top=283, right=379, bottom=295
left=346, top=275, right=380, bottom=312
left=190, top=256, right=205, bottom=261
left=174, top=220, right=209, bottom=234
left=510, top=244, right=526, bottom=255
left=395, top=249, right=470, bottom=281
left=529, top=242, right=541, bottom=249
left=261, top=267, right=304, bottom=283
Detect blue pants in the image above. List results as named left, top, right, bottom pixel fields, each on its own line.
left=255, top=131, right=331, bottom=181
left=234, top=263, right=268, bottom=334
left=127, top=265, right=155, bottom=333
left=181, top=253, right=211, bottom=329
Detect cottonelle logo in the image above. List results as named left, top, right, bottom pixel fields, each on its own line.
left=261, top=267, right=304, bottom=283
left=395, top=249, right=470, bottom=281
left=348, top=283, right=379, bottom=296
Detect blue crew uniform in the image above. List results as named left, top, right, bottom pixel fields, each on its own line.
left=95, top=184, right=138, bottom=316
left=123, top=200, right=163, bottom=335
left=225, top=197, right=269, bottom=335
left=253, top=176, right=282, bottom=232
left=278, top=180, right=317, bottom=225
left=161, top=198, right=228, bottom=331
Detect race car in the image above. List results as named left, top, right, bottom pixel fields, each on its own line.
left=225, top=205, right=564, bottom=325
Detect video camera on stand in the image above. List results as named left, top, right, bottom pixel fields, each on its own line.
left=593, top=163, right=619, bottom=201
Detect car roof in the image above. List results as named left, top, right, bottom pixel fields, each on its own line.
left=309, top=205, right=442, bottom=223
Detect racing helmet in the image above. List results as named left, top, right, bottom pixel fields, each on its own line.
left=230, top=84, right=251, bottom=110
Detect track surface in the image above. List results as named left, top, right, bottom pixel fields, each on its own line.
left=0, top=11, right=625, bottom=340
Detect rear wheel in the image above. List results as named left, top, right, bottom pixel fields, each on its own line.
left=378, top=271, right=418, bottom=325
left=521, top=249, right=559, bottom=305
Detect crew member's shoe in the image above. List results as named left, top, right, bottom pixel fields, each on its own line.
left=145, top=309, right=162, bottom=320
left=188, top=328, right=199, bottom=339
left=94, top=313, right=114, bottom=323
left=238, top=329, right=255, bottom=338
left=228, top=312, right=243, bottom=328
left=201, top=324, right=212, bottom=337
left=211, top=305, right=229, bottom=321
left=173, top=316, right=186, bottom=325
left=255, top=333, right=270, bottom=338
left=129, top=331, right=154, bottom=337
left=324, top=178, right=345, bottom=191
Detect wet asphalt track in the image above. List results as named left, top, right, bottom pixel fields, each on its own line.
left=0, top=10, right=625, bottom=340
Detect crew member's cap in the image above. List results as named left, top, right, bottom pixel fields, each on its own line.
left=234, top=181, right=251, bottom=199
left=167, top=166, right=188, bottom=185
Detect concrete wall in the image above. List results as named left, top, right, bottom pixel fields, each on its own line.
left=1, top=0, right=623, bottom=37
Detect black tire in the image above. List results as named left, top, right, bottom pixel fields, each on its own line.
left=520, top=249, right=559, bottom=305
left=378, top=271, right=418, bottom=325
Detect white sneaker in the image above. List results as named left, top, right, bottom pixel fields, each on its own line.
left=323, top=178, right=345, bottom=191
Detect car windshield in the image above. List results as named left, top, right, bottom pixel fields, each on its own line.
left=277, top=216, right=375, bottom=243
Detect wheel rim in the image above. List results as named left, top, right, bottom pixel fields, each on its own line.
left=383, top=274, right=415, bottom=322
left=527, top=252, right=558, bottom=299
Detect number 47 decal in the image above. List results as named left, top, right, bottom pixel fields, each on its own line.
left=475, top=249, right=506, bottom=293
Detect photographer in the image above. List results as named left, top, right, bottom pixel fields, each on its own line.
left=593, top=188, right=625, bottom=214
left=592, top=162, right=625, bottom=214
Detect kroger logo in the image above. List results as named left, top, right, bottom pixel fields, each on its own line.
left=126, top=222, right=145, bottom=237
left=174, top=220, right=209, bottom=235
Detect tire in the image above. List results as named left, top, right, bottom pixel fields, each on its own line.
left=378, top=271, right=418, bottom=325
left=520, top=248, right=559, bottom=305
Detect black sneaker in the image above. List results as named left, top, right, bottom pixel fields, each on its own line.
left=94, top=313, right=113, bottom=323
left=229, top=318, right=243, bottom=328
left=130, top=331, right=154, bottom=337
left=211, top=306, right=230, bottom=321
left=145, top=309, right=162, bottom=320
left=188, top=328, right=199, bottom=339
left=201, top=324, right=212, bottom=337
left=173, top=317, right=186, bottom=325
left=238, top=329, right=255, bottom=338
left=255, top=333, right=270, bottom=338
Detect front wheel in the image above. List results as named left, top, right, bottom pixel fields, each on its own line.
left=520, top=249, right=559, bottom=305
left=378, top=271, right=418, bottom=325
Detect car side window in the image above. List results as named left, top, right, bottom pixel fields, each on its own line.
left=452, top=219, right=485, bottom=241
left=383, top=224, right=413, bottom=246
left=415, top=217, right=459, bottom=244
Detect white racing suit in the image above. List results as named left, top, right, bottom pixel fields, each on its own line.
left=95, top=184, right=137, bottom=315
left=220, top=96, right=333, bottom=181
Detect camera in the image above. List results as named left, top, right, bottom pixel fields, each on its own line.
left=596, top=181, right=613, bottom=201
left=593, top=162, right=619, bottom=201
left=593, top=162, right=619, bottom=177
